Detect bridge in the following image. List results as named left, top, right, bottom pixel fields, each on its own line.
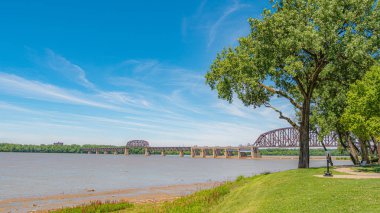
left=81, top=128, right=338, bottom=159
left=253, top=127, right=338, bottom=148
left=81, top=146, right=260, bottom=159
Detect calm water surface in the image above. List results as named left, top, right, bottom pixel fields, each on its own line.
left=0, top=152, right=351, bottom=200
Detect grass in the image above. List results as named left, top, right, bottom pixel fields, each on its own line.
left=50, top=200, right=133, bottom=213
left=54, top=168, right=380, bottom=213
left=354, top=164, right=380, bottom=173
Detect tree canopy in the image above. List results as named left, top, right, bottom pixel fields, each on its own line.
left=206, top=0, right=380, bottom=168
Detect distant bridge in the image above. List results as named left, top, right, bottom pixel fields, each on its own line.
left=81, top=127, right=338, bottom=159
left=81, top=144, right=260, bottom=159
left=253, top=127, right=338, bottom=148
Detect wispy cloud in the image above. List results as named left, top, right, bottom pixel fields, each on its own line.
left=181, top=0, right=251, bottom=48
left=42, top=50, right=152, bottom=109
left=182, top=0, right=208, bottom=37
left=0, top=72, right=122, bottom=110
left=45, top=49, right=96, bottom=90
left=215, top=101, right=248, bottom=117
left=207, top=0, right=250, bottom=47
left=0, top=51, right=287, bottom=146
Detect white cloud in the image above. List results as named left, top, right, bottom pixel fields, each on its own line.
left=0, top=72, right=122, bottom=111
left=215, top=101, right=248, bottom=117
left=208, top=0, right=249, bottom=47
left=0, top=53, right=287, bottom=146
left=45, top=49, right=96, bottom=90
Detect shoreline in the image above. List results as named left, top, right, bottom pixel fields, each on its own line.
left=0, top=181, right=222, bottom=212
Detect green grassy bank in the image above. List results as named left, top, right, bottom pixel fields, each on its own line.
left=53, top=167, right=380, bottom=213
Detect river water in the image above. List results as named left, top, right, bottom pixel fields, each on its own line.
left=0, top=152, right=351, bottom=201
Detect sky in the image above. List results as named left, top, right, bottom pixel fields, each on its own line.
left=0, top=0, right=291, bottom=146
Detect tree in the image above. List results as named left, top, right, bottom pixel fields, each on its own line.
left=310, top=72, right=362, bottom=164
left=342, top=66, right=380, bottom=163
left=206, top=0, right=379, bottom=168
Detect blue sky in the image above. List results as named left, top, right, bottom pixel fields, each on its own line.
left=0, top=0, right=290, bottom=146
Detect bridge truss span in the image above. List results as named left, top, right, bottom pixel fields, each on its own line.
left=253, top=127, right=338, bottom=148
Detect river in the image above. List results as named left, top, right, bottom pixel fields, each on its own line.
left=0, top=152, right=351, bottom=211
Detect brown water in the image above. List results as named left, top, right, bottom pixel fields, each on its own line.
left=0, top=152, right=351, bottom=201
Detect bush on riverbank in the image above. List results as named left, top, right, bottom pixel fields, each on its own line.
left=51, top=200, right=133, bottom=213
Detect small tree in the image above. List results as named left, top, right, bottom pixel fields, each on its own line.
left=342, top=66, right=380, bottom=163
left=206, top=0, right=379, bottom=168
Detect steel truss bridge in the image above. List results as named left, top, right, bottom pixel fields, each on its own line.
left=253, top=127, right=338, bottom=148
left=80, top=127, right=338, bottom=159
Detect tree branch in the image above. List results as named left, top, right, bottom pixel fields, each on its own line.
left=309, top=56, right=328, bottom=95
left=302, top=48, right=317, bottom=59
left=264, top=102, right=299, bottom=130
left=277, top=64, right=307, bottom=97
left=293, top=75, right=307, bottom=97
left=259, top=83, right=302, bottom=109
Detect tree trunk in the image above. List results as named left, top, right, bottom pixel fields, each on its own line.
left=298, top=98, right=310, bottom=168
left=346, top=133, right=360, bottom=165
left=367, top=140, right=376, bottom=163
left=359, top=138, right=370, bottom=163
left=372, top=137, right=380, bottom=164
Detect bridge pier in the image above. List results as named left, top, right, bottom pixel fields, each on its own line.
left=161, top=150, right=166, bottom=156
left=224, top=148, right=228, bottom=158
left=88, top=151, right=91, bottom=154
left=96, top=149, right=99, bottom=154
left=124, top=148, right=129, bottom=155
left=200, top=148, right=205, bottom=158
left=212, top=148, right=216, bottom=158
left=237, top=148, right=241, bottom=159
left=113, top=151, right=118, bottom=155
left=144, top=148, right=150, bottom=156
left=179, top=150, right=184, bottom=157
left=190, top=148, right=195, bottom=158
left=254, top=148, right=261, bottom=158
left=103, top=151, right=108, bottom=154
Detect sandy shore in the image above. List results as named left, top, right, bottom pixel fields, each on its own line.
left=0, top=181, right=222, bottom=212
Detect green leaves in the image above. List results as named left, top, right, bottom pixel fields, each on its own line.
left=342, top=66, right=380, bottom=140
left=206, top=0, right=379, bottom=125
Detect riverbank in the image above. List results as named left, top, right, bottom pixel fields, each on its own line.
left=52, top=166, right=380, bottom=213
left=0, top=182, right=220, bottom=212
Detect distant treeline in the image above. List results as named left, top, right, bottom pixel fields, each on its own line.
left=0, top=143, right=349, bottom=156
left=0, top=143, right=123, bottom=154
left=0, top=143, right=189, bottom=155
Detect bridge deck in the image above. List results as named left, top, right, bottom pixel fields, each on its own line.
left=80, top=145, right=261, bottom=159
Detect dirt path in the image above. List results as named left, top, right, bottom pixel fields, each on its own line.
left=315, top=166, right=380, bottom=179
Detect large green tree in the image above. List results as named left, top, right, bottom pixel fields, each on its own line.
left=206, top=0, right=379, bottom=168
